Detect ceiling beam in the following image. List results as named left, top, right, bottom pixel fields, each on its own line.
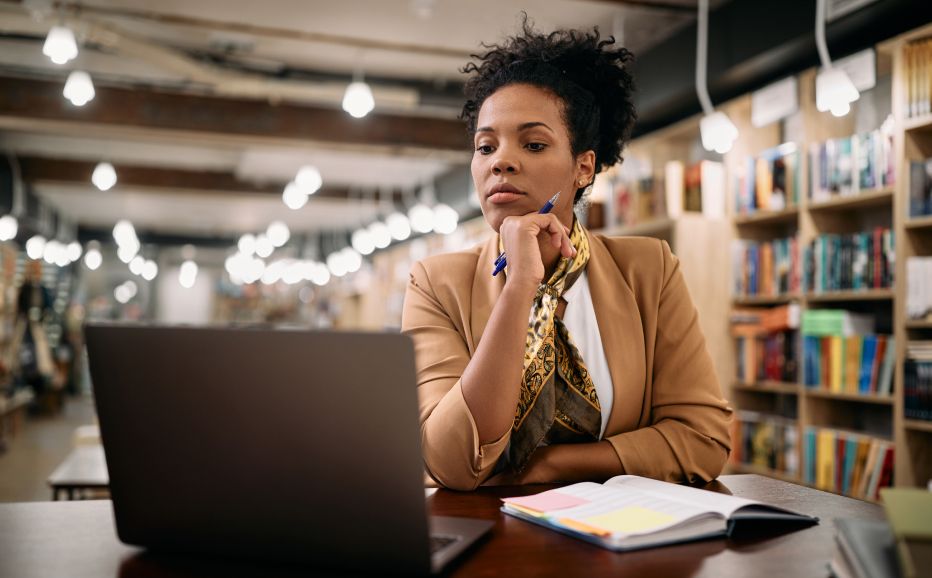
left=0, top=76, right=470, bottom=155
left=16, top=156, right=406, bottom=202
left=584, top=0, right=696, bottom=12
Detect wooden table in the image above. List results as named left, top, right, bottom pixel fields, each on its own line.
left=0, top=475, right=883, bottom=577
left=47, top=444, right=110, bottom=500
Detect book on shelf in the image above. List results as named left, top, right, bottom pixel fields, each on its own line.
left=500, top=475, right=817, bottom=552
left=809, top=125, right=895, bottom=202
left=905, top=38, right=932, bottom=119
left=879, top=488, right=932, bottom=578
left=803, top=427, right=893, bottom=500
left=903, top=350, right=932, bottom=421
left=731, top=304, right=800, bottom=384
left=909, top=159, right=932, bottom=218
left=735, top=143, right=800, bottom=216
left=830, top=518, right=901, bottom=578
left=801, top=310, right=895, bottom=395
left=730, top=410, right=799, bottom=478
left=599, top=154, right=663, bottom=229
left=906, top=256, right=932, bottom=320
left=802, top=228, right=894, bottom=293
left=731, top=236, right=800, bottom=299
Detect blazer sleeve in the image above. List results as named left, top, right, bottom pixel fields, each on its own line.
left=401, top=260, right=510, bottom=491
left=605, top=241, right=733, bottom=483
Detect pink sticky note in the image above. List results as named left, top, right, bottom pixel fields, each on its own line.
left=503, top=490, right=589, bottom=513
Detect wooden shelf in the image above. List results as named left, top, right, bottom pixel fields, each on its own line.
left=732, top=294, right=800, bottom=306
left=733, top=381, right=799, bottom=395
left=904, top=419, right=932, bottom=433
left=904, top=215, right=932, bottom=230
left=804, top=289, right=894, bottom=303
left=734, top=207, right=799, bottom=227
left=906, top=319, right=932, bottom=329
left=597, top=218, right=674, bottom=238
left=807, top=189, right=894, bottom=213
left=904, top=114, right=932, bottom=132
left=803, top=389, right=894, bottom=405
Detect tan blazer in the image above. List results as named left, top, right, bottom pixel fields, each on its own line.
left=401, top=231, right=733, bottom=491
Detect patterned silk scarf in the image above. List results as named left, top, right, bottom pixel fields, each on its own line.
left=502, top=220, right=601, bottom=473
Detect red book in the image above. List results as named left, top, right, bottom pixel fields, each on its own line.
left=835, top=434, right=846, bottom=493
left=874, top=446, right=895, bottom=500
left=870, top=336, right=887, bottom=393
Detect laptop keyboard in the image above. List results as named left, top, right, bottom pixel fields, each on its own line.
left=430, top=534, right=461, bottom=554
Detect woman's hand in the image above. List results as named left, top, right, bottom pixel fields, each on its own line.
left=498, top=213, right=576, bottom=288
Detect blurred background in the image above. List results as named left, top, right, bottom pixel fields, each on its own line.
left=1, top=0, right=930, bottom=506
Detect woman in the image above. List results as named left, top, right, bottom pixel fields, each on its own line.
left=401, top=21, right=732, bottom=491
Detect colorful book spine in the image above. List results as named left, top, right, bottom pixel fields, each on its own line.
left=801, top=333, right=893, bottom=395
left=803, top=427, right=894, bottom=500
left=732, top=411, right=799, bottom=477
left=732, top=237, right=801, bottom=299
left=802, top=228, right=894, bottom=293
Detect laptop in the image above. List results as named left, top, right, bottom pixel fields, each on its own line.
left=85, top=323, right=493, bottom=575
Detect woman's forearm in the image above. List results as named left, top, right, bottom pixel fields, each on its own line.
left=536, top=441, right=624, bottom=483
left=460, top=279, right=538, bottom=444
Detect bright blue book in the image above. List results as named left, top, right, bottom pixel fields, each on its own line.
left=804, top=427, right=817, bottom=485
left=859, top=336, right=877, bottom=394
left=842, top=437, right=859, bottom=495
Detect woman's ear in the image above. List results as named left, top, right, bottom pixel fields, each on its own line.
left=575, top=150, right=596, bottom=186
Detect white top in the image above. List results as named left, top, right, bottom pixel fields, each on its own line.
left=560, top=271, right=615, bottom=439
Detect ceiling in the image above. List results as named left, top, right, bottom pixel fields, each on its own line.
left=0, top=0, right=712, bottom=241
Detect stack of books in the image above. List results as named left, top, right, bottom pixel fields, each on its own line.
left=732, top=237, right=801, bottom=299
left=908, top=158, right=932, bottom=217
left=664, top=160, right=725, bottom=220
left=904, top=341, right=932, bottom=422
left=801, top=310, right=894, bottom=395
left=730, top=410, right=799, bottom=477
left=803, top=426, right=894, bottom=500
left=905, top=37, right=932, bottom=119
left=809, top=128, right=895, bottom=202
left=731, top=304, right=800, bottom=384
left=734, top=143, right=800, bottom=216
left=803, top=228, right=895, bottom=293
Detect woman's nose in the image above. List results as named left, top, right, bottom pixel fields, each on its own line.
left=491, top=153, right=518, bottom=175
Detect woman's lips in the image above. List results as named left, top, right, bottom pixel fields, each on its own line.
left=487, top=191, right=526, bottom=204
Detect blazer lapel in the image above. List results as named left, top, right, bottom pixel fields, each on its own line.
left=468, top=234, right=506, bottom=354
left=585, top=231, right=647, bottom=435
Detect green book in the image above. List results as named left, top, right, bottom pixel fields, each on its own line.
left=879, top=488, right=932, bottom=578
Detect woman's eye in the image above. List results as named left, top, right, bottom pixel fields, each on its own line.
left=476, top=144, right=494, bottom=155
left=526, top=142, right=547, bottom=152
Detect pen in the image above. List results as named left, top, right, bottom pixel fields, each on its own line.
left=492, top=191, right=561, bottom=277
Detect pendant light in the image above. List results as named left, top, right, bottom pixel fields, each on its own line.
left=696, top=0, right=738, bottom=154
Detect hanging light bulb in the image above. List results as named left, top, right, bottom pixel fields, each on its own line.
left=66, top=241, right=82, bottom=262
left=238, top=233, right=257, bottom=255
left=295, top=166, right=322, bottom=195
left=282, top=182, right=308, bottom=210
left=814, top=0, right=859, bottom=118
left=433, top=203, right=459, bottom=235
left=368, top=221, right=391, bottom=249
left=351, top=228, right=375, bottom=255
left=179, top=260, right=198, bottom=288
left=326, top=251, right=348, bottom=278
left=310, top=262, right=331, bottom=286
left=386, top=212, right=411, bottom=241
left=92, top=162, right=117, bottom=191
left=0, top=215, right=17, bottom=241
left=816, top=68, right=859, bottom=117
left=63, top=70, right=95, bottom=106
left=342, top=80, right=375, bottom=118
left=129, top=255, right=146, bottom=276
left=700, top=111, right=739, bottom=154
left=42, top=26, right=78, bottom=65
left=266, top=221, right=290, bottom=247
left=254, top=234, right=274, bottom=258
left=142, top=260, right=158, bottom=281
left=695, top=0, right=738, bottom=154
left=84, top=247, right=102, bottom=270
left=408, top=203, right=435, bottom=234
left=26, top=235, right=46, bottom=260
left=342, top=247, right=362, bottom=273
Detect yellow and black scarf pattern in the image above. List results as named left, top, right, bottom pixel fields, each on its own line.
left=503, top=220, right=601, bottom=472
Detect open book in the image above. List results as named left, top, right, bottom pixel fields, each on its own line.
left=501, top=475, right=818, bottom=551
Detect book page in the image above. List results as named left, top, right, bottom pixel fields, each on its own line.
left=508, top=482, right=717, bottom=538
left=603, top=475, right=762, bottom=518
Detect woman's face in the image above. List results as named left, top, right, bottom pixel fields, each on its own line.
left=471, top=83, right=594, bottom=233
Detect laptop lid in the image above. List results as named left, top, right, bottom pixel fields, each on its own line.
left=86, top=323, right=433, bottom=575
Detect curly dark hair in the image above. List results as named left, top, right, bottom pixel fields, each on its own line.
left=461, top=16, right=637, bottom=203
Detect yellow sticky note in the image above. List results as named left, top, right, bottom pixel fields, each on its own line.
left=582, top=506, right=677, bottom=535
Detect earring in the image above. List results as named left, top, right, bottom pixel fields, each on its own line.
left=578, top=179, right=587, bottom=186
